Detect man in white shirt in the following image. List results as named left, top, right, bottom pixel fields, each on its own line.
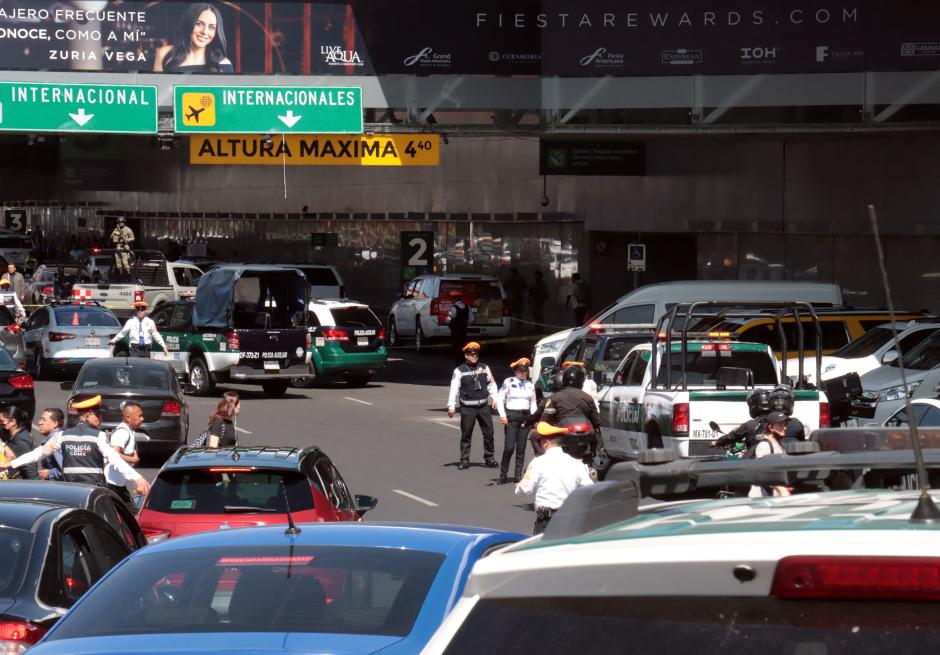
left=109, top=300, right=168, bottom=358
left=0, top=279, right=25, bottom=320
left=107, top=402, right=143, bottom=511
left=515, top=423, right=594, bottom=534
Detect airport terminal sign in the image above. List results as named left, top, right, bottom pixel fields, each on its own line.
left=174, top=86, right=362, bottom=135
left=189, top=134, right=439, bottom=166
left=0, top=82, right=157, bottom=133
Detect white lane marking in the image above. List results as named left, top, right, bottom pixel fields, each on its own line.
left=343, top=396, right=374, bottom=406
left=234, top=426, right=252, bottom=435
left=425, top=418, right=460, bottom=430
left=393, top=489, right=439, bottom=507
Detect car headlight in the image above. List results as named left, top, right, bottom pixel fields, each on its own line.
left=878, top=381, right=921, bottom=402
left=535, top=339, right=565, bottom=356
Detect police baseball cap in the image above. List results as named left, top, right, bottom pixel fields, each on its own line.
left=0, top=279, right=8, bottom=287
left=70, top=395, right=102, bottom=412
left=766, top=411, right=789, bottom=425
left=134, top=300, right=149, bottom=309
left=462, top=342, right=481, bottom=353
left=510, top=357, right=531, bottom=369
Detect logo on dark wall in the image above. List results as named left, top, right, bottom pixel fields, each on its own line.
left=579, top=47, right=624, bottom=68
left=739, top=46, right=778, bottom=63
left=321, top=45, right=364, bottom=67
left=403, top=47, right=453, bottom=68
left=661, top=49, right=703, bottom=65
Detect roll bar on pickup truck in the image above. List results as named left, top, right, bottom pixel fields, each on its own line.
left=649, top=301, right=823, bottom=391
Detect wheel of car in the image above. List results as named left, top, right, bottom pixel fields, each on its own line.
left=387, top=318, right=399, bottom=347
left=31, top=350, right=45, bottom=381
left=262, top=381, right=289, bottom=397
left=346, top=374, right=371, bottom=388
left=188, top=357, right=214, bottom=396
left=415, top=320, right=425, bottom=351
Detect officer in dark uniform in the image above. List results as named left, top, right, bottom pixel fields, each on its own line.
left=769, top=384, right=807, bottom=441
left=448, top=291, right=472, bottom=365
left=447, top=342, right=499, bottom=470
left=1, top=396, right=150, bottom=495
left=711, top=387, right=772, bottom=452
left=525, top=366, right=601, bottom=457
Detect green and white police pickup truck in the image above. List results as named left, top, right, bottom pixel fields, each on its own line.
left=128, top=266, right=311, bottom=397
left=597, top=339, right=830, bottom=463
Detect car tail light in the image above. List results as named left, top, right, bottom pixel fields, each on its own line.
left=41, top=286, right=53, bottom=295
left=819, top=401, right=830, bottom=428
left=7, top=374, right=32, bottom=390
left=377, top=327, right=386, bottom=343
left=772, top=556, right=940, bottom=600
left=217, top=556, right=314, bottom=566
left=700, top=343, right=732, bottom=351
left=134, top=290, right=145, bottom=303
left=161, top=400, right=181, bottom=416
left=48, top=331, right=75, bottom=341
left=672, top=403, right=689, bottom=433
left=565, top=423, right=594, bottom=433
left=142, top=527, right=171, bottom=544
left=305, top=332, right=312, bottom=351
left=0, top=621, right=46, bottom=649
left=503, top=299, right=510, bottom=317
left=322, top=328, right=349, bottom=342
left=225, top=331, right=240, bottom=351
left=4, top=324, right=20, bottom=334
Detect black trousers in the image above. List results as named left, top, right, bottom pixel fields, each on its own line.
left=459, top=405, right=494, bottom=463
left=129, top=344, right=151, bottom=358
left=107, top=483, right=137, bottom=514
left=534, top=507, right=556, bottom=535
left=451, top=331, right=467, bottom=364
left=501, top=410, right=528, bottom=480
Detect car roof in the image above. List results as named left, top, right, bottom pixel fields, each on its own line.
left=163, top=446, right=324, bottom=471
left=309, top=299, right=369, bottom=309
left=131, top=522, right=525, bottom=556
left=79, top=358, right=175, bottom=371
left=0, top=498, right=75, bottom=531
left=0, top=480, right=99, bottom=507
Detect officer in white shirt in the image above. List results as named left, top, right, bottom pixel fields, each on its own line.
left=515, top=423, right=594, bottom=534
left=107, top=401, right=143, bottom=511
left=109, top=301, right=168, bottom=358
left=0, top=279, right=25, bottom=321
left=496, top=357, right=538, bottom=485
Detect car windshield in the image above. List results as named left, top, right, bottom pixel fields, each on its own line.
left=439, top=279, right=504, bottom=325
left=330, top=307, right=381, bottom=328
left=145, top=469, right=315, bottom=514
left=440, top=596, right=940, bottom=654
left=46, top=545, right=445, bottom=639
left=654, top=349, right=778, bottom=386
left=301, top=267, right=340, bottom=286
left=833, top=327, right=892, bottom=358
left=52, top=306, right=120, bottom=327
left=75, top=364, right=171, bottom=391
left=0, top=528, right=33, bottom=596
left=901, top=333, right=940, bottom=371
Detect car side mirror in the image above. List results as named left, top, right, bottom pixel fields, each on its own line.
left=540, top=357, right=556, bottom=371
left=882, top=350, right=899, bottom=365
left=59, top=381, right=73, bottom=391
left=355, top=494, right=378, bottom=516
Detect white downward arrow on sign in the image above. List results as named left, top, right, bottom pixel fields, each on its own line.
left=278, top=110, right=302, bottom=128
left=69, top=108, right=94, bottom=126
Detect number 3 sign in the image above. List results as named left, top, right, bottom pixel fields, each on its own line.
left=400, top=231, right=434, bottom=282
left=3, top=210, right=26, bottom=232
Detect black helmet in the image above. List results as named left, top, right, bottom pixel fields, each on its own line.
left=768, top=384, right=795, bottom=416
left=562, top=365, right=586, bottom=389
left=550, top=370, right=566, bottom=392
left=746, top=388, right=771, bottom=419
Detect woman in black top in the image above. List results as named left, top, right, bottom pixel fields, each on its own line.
left=207, top=391, right=240, bottom=448
left=154, top=3, right=233, bottom=73
left=0, top=406, right=37, bottom=479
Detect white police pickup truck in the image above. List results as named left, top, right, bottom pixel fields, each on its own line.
left=598, top=338, right=829, bottom=462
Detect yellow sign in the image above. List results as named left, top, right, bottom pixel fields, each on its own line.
left=181, top=93, right=216, bottom=127
left=189, top=134, right=439, bottom=166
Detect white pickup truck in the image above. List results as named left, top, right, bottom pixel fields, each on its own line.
left=70, top=250, right=203, bottom=319
left=598, top=339, right=830, bottom=462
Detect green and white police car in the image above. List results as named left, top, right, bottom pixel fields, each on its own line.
left=423, top=432, right=940, bottom=654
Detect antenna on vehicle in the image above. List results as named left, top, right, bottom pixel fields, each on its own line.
left=279, top=479, right=301, bottom=535
left=868, top=204, right=940, bottom=523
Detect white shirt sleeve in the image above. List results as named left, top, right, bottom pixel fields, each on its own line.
left=110, top=427, right=131, bottom=453
left=515, top=457, right=539, bottom=496
left=112, top=318, right=133, bottom=342
left=447, top=368, right=461, bottom=410
left=485, top=366, right=498, bottom=398
left=496, top=378, right=510, bottom=418
left=7, top=443, right=51, bottom=469
left=147, top=319, right=167, bottom=349
left=528, top=382, right=538, bottom=413
left=96, top=434, right=140, bottom=480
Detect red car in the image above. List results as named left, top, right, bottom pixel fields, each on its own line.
left=137, top=446, right=377, bottom=543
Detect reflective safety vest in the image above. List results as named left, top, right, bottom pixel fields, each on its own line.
left=458, top=364, right=491, bottom=407
left=59, top=422, right=106, bottom=485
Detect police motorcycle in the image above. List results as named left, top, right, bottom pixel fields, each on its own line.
left=709, top=385, right=806, bottom=457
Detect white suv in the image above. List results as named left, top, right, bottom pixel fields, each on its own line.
left=388, top=274, right=509, bottom=349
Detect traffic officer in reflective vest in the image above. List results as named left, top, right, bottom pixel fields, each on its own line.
left=1, top=396, right=150, bottom=495
left=496, top=357, right=537, bottom=484
left=447, top=341, right=498, bottom=470
left=109, top=301, right=168, bottom=358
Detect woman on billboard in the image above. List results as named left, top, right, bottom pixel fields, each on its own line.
left=154, top=3, right=233, bottom=72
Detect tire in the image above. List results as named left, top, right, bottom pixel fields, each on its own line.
left=387, top=318, right=400, bottom=347
left=415, top=320, right=425, bottom=351
left=31, top=349, right=46, bottom=381
left=187, top=356, right=214, bottom=396
left=646, top=425, right=664, bottom=450
left=346, top=374, right=371, bottom=388
left=262, top=381, right=289, bottom=397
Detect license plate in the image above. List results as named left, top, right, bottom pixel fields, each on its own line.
left=692, top=429, right=719, bottom=439
left=83, top=337, right=101, bottom=347
left=264, top=361, right=279, bottom=371
left=357, top=337, right=369, bottom=346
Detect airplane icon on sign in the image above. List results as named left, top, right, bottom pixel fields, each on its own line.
left=185, top=105, right=205, bottom=123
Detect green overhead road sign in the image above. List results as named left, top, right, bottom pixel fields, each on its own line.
left=174, top=85, right=363, bottom=134
left=0, top=82, right=157, bottom=134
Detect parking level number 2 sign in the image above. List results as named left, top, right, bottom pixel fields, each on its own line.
left=401, top=231, right=434, bottom=282
left=628, top=243, right=646, bottom=272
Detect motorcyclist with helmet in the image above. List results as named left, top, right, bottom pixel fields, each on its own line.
left=768, top=384, right=806, bottom=441
left=710, top=387, right=772, bottom=453
left=524, top=365, right=601, bottom=458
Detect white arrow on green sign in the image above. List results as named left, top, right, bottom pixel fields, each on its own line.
left=0, top=81, right=157, bottom=134
left=174, top=85, right=363, bottom=134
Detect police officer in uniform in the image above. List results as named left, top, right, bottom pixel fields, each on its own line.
left=109, top=301, right=168, bottom=357
left=1, top=396, right=150, bottom=495
left=525, top=365, right=601, bottom=458
left=0, top=279, right=25, bottom=321
left=111, top=217, right=135, bottom=276
left=447, top=291, right=474, bottom=365
left=496, top=357, right=538, bottom=484
left=447, top=342, right=498, bottom=470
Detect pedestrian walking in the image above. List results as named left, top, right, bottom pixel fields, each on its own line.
left=0, top=407, right=37, bottom=479
left=504, top=267, right=527, bottom=335
left=515, top=423, right=594, bottom=534
left=1, top=263, right=26, bottom=304
left=447, top=342, right=498, bottom=470
left=528, top=270, right=548, bottom=333
left=0, top=396, right=150, bottom=495
left=496, top=357, right=538, bottom=484
left=566, top=272, right=591, bottom=326
left=110, top=217, right=135, bottom=277
left=109, top=301, right=168, bottom=358
left=207, top=391, right=241, bottom=448
left=37, top=408, right=64, bottom=480
left=447, top=291, right=474, bottom=365
left=0, top=279, right=25, bottom=321
left=107, top=402, right=143, bottom=512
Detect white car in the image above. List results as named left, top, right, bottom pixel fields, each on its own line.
left=882, top=398, right=940, bottom=427
left=786, top=320, right=940, bottom=384
left=285, top=264, right=345, bottom=299
left=22, top=303, right=121, bottom=379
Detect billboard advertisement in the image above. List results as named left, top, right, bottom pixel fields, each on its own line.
left=0, top=1, right=936, bottom=76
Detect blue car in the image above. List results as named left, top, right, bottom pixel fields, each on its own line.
left=26, top=522, right=525, bottom=655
